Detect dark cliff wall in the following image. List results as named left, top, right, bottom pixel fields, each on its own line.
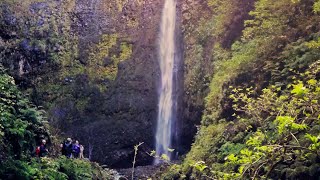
left=60, top=0, right=164, bottom=167
left=0, top=0, right=164, bottom=167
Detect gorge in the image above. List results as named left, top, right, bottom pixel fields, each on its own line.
left=1, top=0, right=320, bottom=179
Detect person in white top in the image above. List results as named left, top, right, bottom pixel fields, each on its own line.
left=79, top=144, right=84, bottom=159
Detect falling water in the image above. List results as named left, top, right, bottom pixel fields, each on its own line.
left=155, top=0, right=176, bottom=164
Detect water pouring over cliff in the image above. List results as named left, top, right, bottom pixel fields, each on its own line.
left=155, top=0, right=177, bottom=164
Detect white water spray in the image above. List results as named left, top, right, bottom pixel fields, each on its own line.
left=155, top=0, right=176, bottom=164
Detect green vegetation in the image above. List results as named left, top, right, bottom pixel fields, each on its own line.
left=0, top=0, right=134, bottom=129
left=204, top=0, right=309, bottom=123
left=164, top=0, right=320, bottom=179
left=314, top=0, right=320, bottom=12
left=0, top=68, right=112, bottom=179
left=87, top=34, right=132, bottom=81
left=0, top=1, right=123, bottom=178
left=0, top=0, right=77, bottom=77
left=219, top=65, right=320, bottom=179
left=175, top=62, right=320, bottom=179
left=0, top=157, right=113, bottom=180
left=1, top=0, right=320, bottom=179
left=0, top=68, right=47, bottom=159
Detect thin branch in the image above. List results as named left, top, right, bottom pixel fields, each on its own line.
left=290, top=132, right=300, bottom=146
left=252, top=161, right=267, bottom=180
left=202, top=174, right=215, bottom=180
left=241, top=163, right=251, bottom=177
left=132, top=142, right=144, bottom=180
left=266, top=156, right=284, bottom=178
left=283, top=145, right=313, bottom=152
left=266, top=144, right=313, bottom=152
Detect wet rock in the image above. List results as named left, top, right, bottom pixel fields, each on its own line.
left=103, top=57, right=113, bottom=66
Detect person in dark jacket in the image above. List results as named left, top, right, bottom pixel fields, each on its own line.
left=72, top=140, right=81, bottom=158
left=60, top=138, right=73, bottom=158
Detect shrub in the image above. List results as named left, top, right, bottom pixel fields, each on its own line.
left=0, top=157, right=113, bottom=180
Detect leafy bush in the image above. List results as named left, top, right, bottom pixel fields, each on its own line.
left=181, top=61, right=320, bottom=179
left=58, top=158, right=91, bottom=180
left=164, top=0, right=320, bottom=179
left=219, top=61, right=320, bottom=179
left=0, top=68, right=48, bottom=159
left=0, top=69, right=112, bottom=179
left=0, top=157, right=113, bottom=180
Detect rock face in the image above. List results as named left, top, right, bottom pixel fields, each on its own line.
left=0, top=0, right=209, bottom=168
left=0, top=0, right=164, bottom=167
left=66, top=0, right=199, bottom=167
left=65, top=0, right=164, bottom=167
left=178, top=0, right=213, bottom=153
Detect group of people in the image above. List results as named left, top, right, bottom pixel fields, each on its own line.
left=60, top=137, right=84, bottom=158
left=35, top=138, right=84, bottom=159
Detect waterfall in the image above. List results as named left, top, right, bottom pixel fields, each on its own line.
left=155, top=0, right=177, bottom=164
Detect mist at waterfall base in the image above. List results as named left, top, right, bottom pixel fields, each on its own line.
left=154, top=0, right=178, bottom=164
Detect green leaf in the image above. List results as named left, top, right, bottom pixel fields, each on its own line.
left=305, top=133, right=318, bottom=144
left=161, top=154, right=170, bottom=161
left=314, top=0, right=320, bottom=13
left=192, top=161, right=208, bottom=172
left=150, top=150, right=156, bottom=156
left=167, top=148, right=175, bottom=152
left=291, top=82, right=308, bottom=97
left=307, top=79, right=317, bottom=86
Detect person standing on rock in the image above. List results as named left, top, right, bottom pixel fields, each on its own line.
left=72, top=140, right=81, bottom=158
left=79, top=144, right=84, bottom=159
left=61, top=138, right=73, bottom=158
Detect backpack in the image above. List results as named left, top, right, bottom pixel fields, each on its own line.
left=63, top=142, right=72, bottom=155
left=35, top=146, right=40, bottom=156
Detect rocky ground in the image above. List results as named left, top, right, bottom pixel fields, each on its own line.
left=117, top=163, right=170, bottom=180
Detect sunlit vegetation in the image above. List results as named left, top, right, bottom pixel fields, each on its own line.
left=87, top=34, right=132, bottom=81
left=163, top=0, right=320, bottom=179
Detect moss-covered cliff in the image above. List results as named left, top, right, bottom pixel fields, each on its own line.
left=0, top=0, right=163, bottom=167
left=178, top=0, right=255, bottom=154
left=163, top=0, right=320, bottom=179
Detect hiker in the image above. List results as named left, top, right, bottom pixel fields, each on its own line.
left=36, top=139, right=48, bottom=157
left=61, top=138, right=73, bottom=158
left=79, top=144, right=84, bottom=159
left=72, top=140, right=81, bottom=158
